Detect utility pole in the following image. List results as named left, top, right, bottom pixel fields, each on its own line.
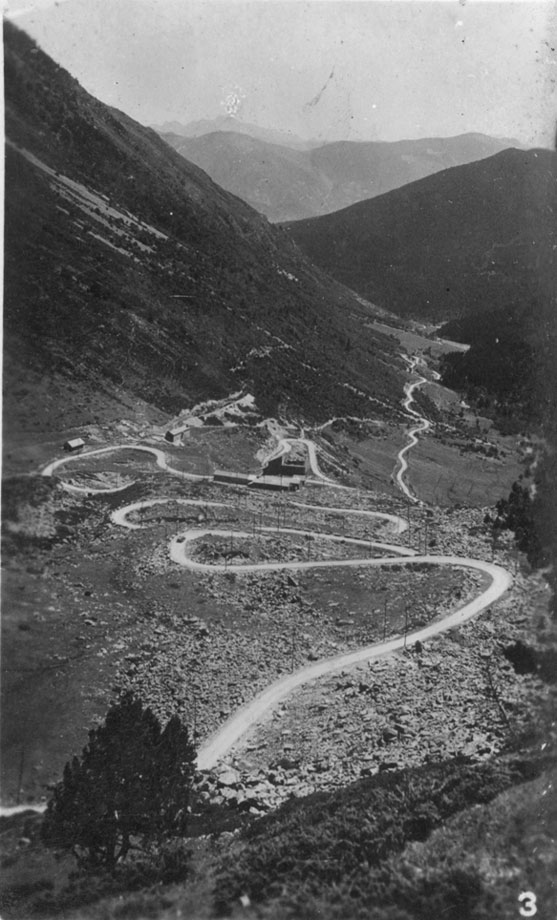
left=383, top=600, right=387, bottom=641
left=403, top=605, right=409, bottom=648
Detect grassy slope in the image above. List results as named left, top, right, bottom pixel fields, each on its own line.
left=3, top=756, right=554, bottom=918
left=212, top=756, right=555, bottom=920
left=285, top=148, right=557, bottom=431
left=4, top=21, right=402, bottom=430
left=284, top=148, right=557, bottom=324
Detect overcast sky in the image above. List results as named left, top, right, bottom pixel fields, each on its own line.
left=4, top=0, right=556, bottom=147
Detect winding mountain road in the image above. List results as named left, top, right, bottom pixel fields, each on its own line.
left=289, top=501, right=408, bottom=534
left=196, top=553, right=511, bottom=769
left=263, top=435, right=347, bottom=488
left=106, top=494, right=512, bottom=771
left=192, top=358, right=512, bottom=769
left=394, top=359, right=431, bottom=504
left=169, top=526, right=416, bottom=572
left=42, top=443, right=209, bottom=493
left=35, top=359, right=513, bottom=779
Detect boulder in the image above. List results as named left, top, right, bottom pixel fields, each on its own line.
left=216, top=769, right=240, bottom=788
left=382, top=727, right=398, bottom=743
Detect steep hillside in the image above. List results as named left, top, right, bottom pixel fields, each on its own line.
left=3, top=22, right=403, bottom=437
left=285, top=149, right=557, bottom=430
left=161, top=129, right=519, bottom=222
left=214, top=757, right=555, bottom=919
left=285, top=148, right=557, bottom=324
left=160, top=130, right=328, bottom=223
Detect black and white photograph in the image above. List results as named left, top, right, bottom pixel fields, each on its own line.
left=2, top=0, right=556, bottom=916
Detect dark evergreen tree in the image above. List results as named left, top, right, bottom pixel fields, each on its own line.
left=494, top=480, right=545, bottom=566
left=41, top=694, right=196, bottom=869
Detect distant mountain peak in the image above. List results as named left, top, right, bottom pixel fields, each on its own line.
left=150, top=116, right=313, bottom=151
left=160, top=128, right=527, bottom=223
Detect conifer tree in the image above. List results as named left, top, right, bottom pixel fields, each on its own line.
left=42, top=693, right=196, bottom=868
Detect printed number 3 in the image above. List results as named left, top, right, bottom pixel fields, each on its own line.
left=519, top=891, right=537, bottom=917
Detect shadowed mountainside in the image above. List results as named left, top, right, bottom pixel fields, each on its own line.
left=3, top=21, right=404, bottom=432
left=284, top=148, right=557, bottom=324
left=285, top=148, right=557, bottom=430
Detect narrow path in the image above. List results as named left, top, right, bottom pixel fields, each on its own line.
left=394, top=358, right=431, bottom=504
left=42, top=444, right=209, bottom=493
left=170, top=526, right=417, bottom=572
left=111, top=499, right=409, bottom=539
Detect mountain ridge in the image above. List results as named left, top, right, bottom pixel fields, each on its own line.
left=284, top=147, right=557, bottom=322
left=150, top=115, right=314, bottom=150
left=3, top=21, right=404, bottom=434
left=160, top=127, right=522, bottom=222
left=284, top=146, right=557, bottom=430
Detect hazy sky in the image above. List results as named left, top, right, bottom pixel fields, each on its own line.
left=4, top=0, right=556, bottom=146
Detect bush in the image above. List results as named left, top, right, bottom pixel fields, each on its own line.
left=214, top=758, right=541, bottom=917
left=41, top=693, right=195, bottom=869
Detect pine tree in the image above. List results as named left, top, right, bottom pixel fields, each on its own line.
left=41, top=693, right=196, bottom=868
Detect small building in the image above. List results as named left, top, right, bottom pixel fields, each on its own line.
left=63, top=438, right=85, bottom=453
left=213, top=470, right=253, bottom=486
left=263, top=456, right=306, bottom=478
left=248, top=475, right=301, bottom=492
left=164, top=429, right=181, bottom=443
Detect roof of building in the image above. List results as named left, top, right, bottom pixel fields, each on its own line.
left=249, top=475, right=302, bottom=489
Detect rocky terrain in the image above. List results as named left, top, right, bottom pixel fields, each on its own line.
left=196, top=570, right=555, bottom=816
left=1, top=15, right=555, bottom=920
left=0, top=378, right=527, bottom=806
left=2, top=329, right=555, bottom=920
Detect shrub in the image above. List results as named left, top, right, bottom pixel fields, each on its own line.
left=214, top=758, right=541, bottom=916
left=41, top=693, right=195, bottom=870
